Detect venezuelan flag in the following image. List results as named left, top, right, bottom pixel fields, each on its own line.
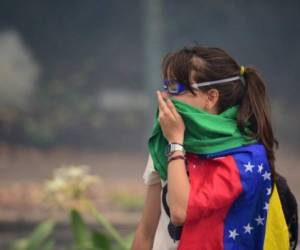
left=177, top=144, right=289, bottom=250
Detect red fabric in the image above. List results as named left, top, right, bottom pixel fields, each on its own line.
left=177, top=153, right=243, bottom=250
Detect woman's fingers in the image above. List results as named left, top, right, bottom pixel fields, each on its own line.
left=166, top=98, right=180, bottom=119
left=156, top=91, right=185, bottom=143
left=157, top=91, right=175, bottom=119
left=156, top=91, right=168, bottom=112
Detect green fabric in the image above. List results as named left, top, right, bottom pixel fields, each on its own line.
left=148, top=97, right=255, bottom=181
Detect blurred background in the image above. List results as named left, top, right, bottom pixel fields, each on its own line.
left=0, top=0, right=299, bottom=248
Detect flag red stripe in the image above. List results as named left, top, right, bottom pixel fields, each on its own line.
left=178, top=153, right=243, bottom=250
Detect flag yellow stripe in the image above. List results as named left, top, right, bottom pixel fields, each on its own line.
left=263, top=184, right=290, bottom=250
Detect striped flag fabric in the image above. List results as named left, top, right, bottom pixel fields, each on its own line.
left=177, top=143, right=289, bottom=250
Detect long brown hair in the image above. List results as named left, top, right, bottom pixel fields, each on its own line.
left=162, top=45, right=278, bottom=183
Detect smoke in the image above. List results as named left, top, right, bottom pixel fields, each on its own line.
left=0, top=30, right=41, bottom=109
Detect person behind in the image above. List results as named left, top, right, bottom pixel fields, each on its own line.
left=131, top=46, right=290, bottom=250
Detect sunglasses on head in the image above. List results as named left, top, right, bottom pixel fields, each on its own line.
left=163, top=76, right=242, bottom=95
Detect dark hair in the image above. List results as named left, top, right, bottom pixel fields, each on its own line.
left=162, top=45, right=278, bottom=183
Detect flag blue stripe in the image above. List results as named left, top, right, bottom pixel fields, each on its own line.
left=224, top=144, right=271, bottom=250
left=214, top=144, right=272, bottom=250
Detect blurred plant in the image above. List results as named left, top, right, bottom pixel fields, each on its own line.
left=11, top=220, right=55, bottom=250
left=11, top=165, right=133, bottom=250
left=43, top=165, right=99, bottom=211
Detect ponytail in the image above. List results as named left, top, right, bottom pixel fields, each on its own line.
left=237, top=67, right=278, bottom=184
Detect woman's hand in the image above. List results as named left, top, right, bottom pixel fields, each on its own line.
left=156, top=91, right=185, bottom=144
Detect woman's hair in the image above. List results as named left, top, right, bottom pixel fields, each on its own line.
left=162, top=45, right=278, bottom=182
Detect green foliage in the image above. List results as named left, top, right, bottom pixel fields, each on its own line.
left=11, top=167, right=135, bottom=250
left=123, top=233, right=135, bottom=249
left=70, top=209, right=112, bottom=250
left=11, top=220, right=55, bottom=250
left=91, top=231, right=111, bottom=250
left=11, top=210, right=134, bottom=250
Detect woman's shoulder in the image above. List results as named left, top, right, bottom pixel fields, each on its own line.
left=142, top=154, right=161, bottom=186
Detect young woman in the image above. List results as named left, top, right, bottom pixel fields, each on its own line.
left=131, top=46, right=290, bottom=250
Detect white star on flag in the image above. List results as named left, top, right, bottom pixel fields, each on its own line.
left=257, top=164, right=264, bottom=173
left=243, top=223, right=254, bottom=234
left=255, top=215, right=265, bottom=225
left=229, top=229, right=239, bottom=240
left=244, top=162, right=254, bottom=173
left=262, top=171, right=271, bottom=180
left=266, top=187, right=272, bottom=196
left=263, top=202, right=269, bottom=210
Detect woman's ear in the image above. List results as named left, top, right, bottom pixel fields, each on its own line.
left=205, top=89, right=219, bottom=113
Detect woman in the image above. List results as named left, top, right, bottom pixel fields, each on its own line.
left=131, top=46, right=289, bottom=250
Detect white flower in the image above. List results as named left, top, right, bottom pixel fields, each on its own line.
left=43, top=164, right=100, bottom=211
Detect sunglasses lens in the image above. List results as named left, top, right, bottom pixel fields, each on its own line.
left=167, top=80, right=179, bottom=94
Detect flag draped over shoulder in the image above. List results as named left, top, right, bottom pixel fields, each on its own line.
left=147, top=98, right=289, bottom=249
left=177, top=144, right=289, bottom=250
left=148, top=97, right=255, bottom=181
